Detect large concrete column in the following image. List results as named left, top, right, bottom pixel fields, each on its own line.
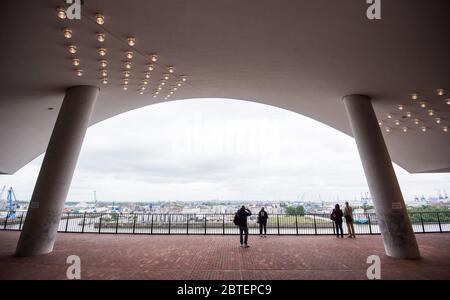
left=343, top=94, right=420, bottom=259
left=15, top=86, right=99, bottom=256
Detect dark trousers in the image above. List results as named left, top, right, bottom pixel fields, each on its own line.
left=335, top=221, right=344, bottom=237
left=259, top=223, right=267, bottom=235
left=239, top=226, right=249, bottom=245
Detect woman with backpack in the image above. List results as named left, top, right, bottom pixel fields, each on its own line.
left=330, top=204, right=344, bottom=238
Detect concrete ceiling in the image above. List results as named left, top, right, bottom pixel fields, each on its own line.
left=0, top=0, right=449, bottom=175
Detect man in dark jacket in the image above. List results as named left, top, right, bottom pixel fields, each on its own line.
left=330, top=204, right=344, bottom=238
left=237, top=206, right=252, bottom=247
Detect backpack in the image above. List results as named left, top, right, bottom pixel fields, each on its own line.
left=233, top=212, right=240, bottom=226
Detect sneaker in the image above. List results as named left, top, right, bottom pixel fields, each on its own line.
left=240, top=244, right=244, bottom=248
left=260, top=235, right=263, bottom=238
left=347, top=235, right=352, bottom=238
left=244, top=244, right=250, bottom=248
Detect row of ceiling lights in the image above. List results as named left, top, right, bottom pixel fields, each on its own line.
left=57, top=8, right=188, bottom=99
left=380, top=89, right=449, bottom=133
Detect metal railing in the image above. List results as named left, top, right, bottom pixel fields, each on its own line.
left=1, top=211, right=449, bottom=235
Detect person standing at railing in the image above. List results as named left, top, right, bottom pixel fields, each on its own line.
left=257, top=207, right=269, bottom=238
left=235, top=206, right=252, bottom=248
left=344, top=202, right=356, bottom=238
left=330, top=204, right=344, bottom=238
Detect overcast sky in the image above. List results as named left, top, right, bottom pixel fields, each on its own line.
left=1, top=98, right=450, bottom=203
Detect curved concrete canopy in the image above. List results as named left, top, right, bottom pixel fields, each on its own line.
left=0, top=0, right=449, bottom=175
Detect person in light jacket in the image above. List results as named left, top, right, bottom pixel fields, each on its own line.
left=344, top=202, right=356, bottom=238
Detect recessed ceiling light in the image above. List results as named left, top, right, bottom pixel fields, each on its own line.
left=99, top=60, right=107, bottom=68
left=402, top=127, right=408, bottom=133
left=153, top=95, right=157, bottom=98
left=181, top=76, right=187, bottom=82
left=68, top=45, right=77, bottom=54
left=147, top=64, right=155, bottom=71
left=123, top=79, right=129, bottom=85
left=100, top=70, right=108, bottom=77
left=385, top=127, right=391, bottom=132
left=160, top=81, right=166, bottom=86
left=177, top=82, right=182, bottom=87
left=144, top=72, right=151, bottom=79
left=168, top=66, right=175, bottom=73
left=57, top=7, right=66, bottom=19
left=150, top=54, right=158, bottom=62
left=443, top=126, right=449, bottom=133
left=414, top=118, right=420, bottom=125
left=139, top=91, right=144, bottom=95
left=124, top=62, right=132, bottom=69
left=387, top=114, right=392, bottom=119
left=157, top=87, right=162, bottom=91
left=435, top=118, right=441, bottom=124
left=95, top=14, right=105, bottom=25
left=420, top=101, right=428, bottom=108
left=125, top=51, right=133, bottom=60
left=155, top=91, right=159, bottom=95
left=63, top=29, right=72, bottom=39
left=446, top=99, right=450, bottom=105
left=143, top=80, right=149, bottom=85
left=437, top=89, right=445, bottom=96
left=394, top=120, right=401, bottom=126
left=98, top=48, right=106, bottom=56
left=421, top=126, right=427, bottom=132
left=127, top=37, right=136, bottom=47
left=411, top=93, right=419, bottom=100
left=378, top=120, right=382, bottom=126
left=163, top=74, right=170, bottom=80
left=428, top=109, right=435, bottom=116
left=398, top=104, right=404, bottom=111
left=72, top=58, right=80, bottom=66
left=173, top=87, right=178, bottom=91
left=405, top=112, right=412, bottom=118
left=97, top=33, right=106, bottom=42
left=102, top=78, right=108, bottom=84
left=75, top=69, right=83, bottom=77
left=123, top=71, right=130, bottom=78
left=123, top=85, right=128, bottom=91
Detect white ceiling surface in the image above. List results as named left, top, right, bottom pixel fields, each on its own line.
left=0, top=0, right=449, bottom=175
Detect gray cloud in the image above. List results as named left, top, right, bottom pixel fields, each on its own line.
left=1, top=98, right=450, bottom=202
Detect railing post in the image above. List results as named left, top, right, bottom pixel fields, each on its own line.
left=98, top=213, right=103, bottom=234
left=19, top=212, right=24, bottom=230
left=132, top=214, right=137, bottom=234
left=313, top=214, right=317, bottom=235
left=332, top=220, right=336, bottom=235
left=277, top=215, right=280, bottom=235
left=420, top=213, right=425, bottom=233
left=150, top=214, right=154, bottom=235
left=4, top=212, right=8, bottom=230
left=186, top=215, right=189, bottom=235
left=81, top=212, right=86, bottom=233
left=168, top=214, right=171, bottom=235
left=115, top=213, right=119, bottom=234
left=437, top=212, right=442, bottom=233
left=223, top=214, right=225, bottom=235
left=367, top=213, right=372, bottom=235
left=65, top=213, right=70, bottom=232
left=204, top=215, right=207, bottom=235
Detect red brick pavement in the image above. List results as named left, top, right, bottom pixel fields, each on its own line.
left=0, top=231, right=449, bottom=280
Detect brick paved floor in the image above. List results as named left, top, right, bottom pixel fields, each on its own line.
left=0, top=231, right=449, bottom=280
